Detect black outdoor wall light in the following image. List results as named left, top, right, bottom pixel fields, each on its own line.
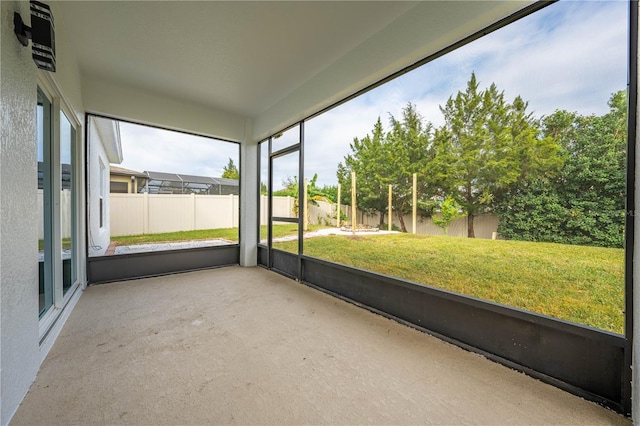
left=14, top=0, right=56, bottom=72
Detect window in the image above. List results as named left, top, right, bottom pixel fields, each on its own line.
left=99, top=160, right=105, bottom=229
left=60, top=110, right=77, bottom=294
left=259, top=140, right=269, bottom=243
left=37, top=83, right=81, bottom=320
left=110, top=181, right=129, bottom=193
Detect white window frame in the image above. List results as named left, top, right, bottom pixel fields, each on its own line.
left=99, top=159, right=106, bottom=229
left=37, top=71, right=84, bottom=341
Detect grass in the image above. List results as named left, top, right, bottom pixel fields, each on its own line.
left=111, top=228, right=240, bottom=246
left=39, top=238, right=72, bottom=251
left=110, top=224, right=328, bottom=246
left=274, top=233, right=625, bottom=334
left=262, top=224, right=330, bottom=239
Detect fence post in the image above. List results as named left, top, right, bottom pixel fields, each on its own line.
left=190, top=193, right=196, bottom=231
left=412, top=173, right=417, bottom=234
left=229, top=193, right=235, bottom=228
left=351, top=172, right=356, bottom=234
left=388, top=184, right=392, bottom=231
left=143, top=192, right=149, bottom=234
left=337, top=184, right=341, bottom=227
left=236, top=195, right=240, bottom=228
left=303, top=178, right=309, bottom=231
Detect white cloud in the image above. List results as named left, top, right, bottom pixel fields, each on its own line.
left=118, top=1, right=628, bottom=190
left=118, top=123, right=239, bottom=178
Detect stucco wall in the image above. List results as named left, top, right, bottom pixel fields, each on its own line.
left=1, top=2, right=87, bottom=423
left=240, top=140, right=258, bottom=266
left=0, top=2, right=41, bottom=424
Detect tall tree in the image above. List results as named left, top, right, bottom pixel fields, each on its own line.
left=337, top=118, right=390, bottom=226
left=386, top=103, right=434, bottom=232
left=430, top=73, right=561, bottom=237
left=337, top=105, right=434, bottom=232
left=221, top=158, right=239, bottom=180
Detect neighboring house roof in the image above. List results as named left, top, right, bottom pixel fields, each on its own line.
left=110, top=165, right=147, bottom=178
left=144, top=171, right=239, bottom=187
left=92, top=116, right=123, bottom=164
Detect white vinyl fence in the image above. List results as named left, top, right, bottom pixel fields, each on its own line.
left=110, top=193, right=240, bottom=236
left=260, top=196, right=499, bottom=239
left=350, top=207, right=499, bottom=239
left=45, top=192, right=497, bottom=240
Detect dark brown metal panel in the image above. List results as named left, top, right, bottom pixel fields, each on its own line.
left=87, top=245, right=239, bottom=284
left=271, top=249, right=298, bottom=280
left=301, top=256, right=625, bottom=412
left=258, top=245, right=268, bottom=267
left=622, top=0, right=638, bottom=416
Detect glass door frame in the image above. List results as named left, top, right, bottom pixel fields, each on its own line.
left=265, top=123, right=305, bottom=279
left=38, top=86, right=54, bottom=318
left=37, top=75, right=83, bottom=338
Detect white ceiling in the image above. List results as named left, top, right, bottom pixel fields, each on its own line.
left=53, top=1, right=535, bottom=141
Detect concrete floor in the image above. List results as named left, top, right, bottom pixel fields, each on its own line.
left=13, top=266, right=630, bottom=425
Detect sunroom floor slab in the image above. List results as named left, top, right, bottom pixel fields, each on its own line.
left=12, top=266, right=629, bottom=425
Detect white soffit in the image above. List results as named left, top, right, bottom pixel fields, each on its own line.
left=91, top=116, right=122, bottom=164
left=55, top=1, right=534, bottom=139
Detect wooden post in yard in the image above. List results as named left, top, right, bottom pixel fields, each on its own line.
left=412, top=173, right=417, bottom=234
left=303, top=178, right=309, bottom=231
left=351, top=172, right=357, bottom=234
left=388, top=184, right=392, bottom=231
left=337, top=184, right=341, bottom=227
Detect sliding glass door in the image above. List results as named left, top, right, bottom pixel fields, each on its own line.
left=38, top=85, right=79, bottom=319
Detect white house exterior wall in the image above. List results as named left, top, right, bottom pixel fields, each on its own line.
left=0, top=2, right=41, bottom=423
left=0, top=2, right=86, bottom=424
left=88, top=123, right=111, bottom=257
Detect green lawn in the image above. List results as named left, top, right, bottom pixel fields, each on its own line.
left=274, top=234, right=624, bottom=334
left=111, top=224, right=327, bottom=246
left=39, top=238, right=72, bottom=251
left=111, top=228, right=240, bottom=246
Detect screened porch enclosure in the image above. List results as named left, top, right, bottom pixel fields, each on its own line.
left=15, top=0, right=636, bottom=423
left=82, top=0, right=635, bottom=414
left=143, top=171, right=239, bottom=195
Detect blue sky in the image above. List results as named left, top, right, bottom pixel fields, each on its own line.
left=303, top=0, right=629, bottom=187
left=119, top=1, right=629, bottom=189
